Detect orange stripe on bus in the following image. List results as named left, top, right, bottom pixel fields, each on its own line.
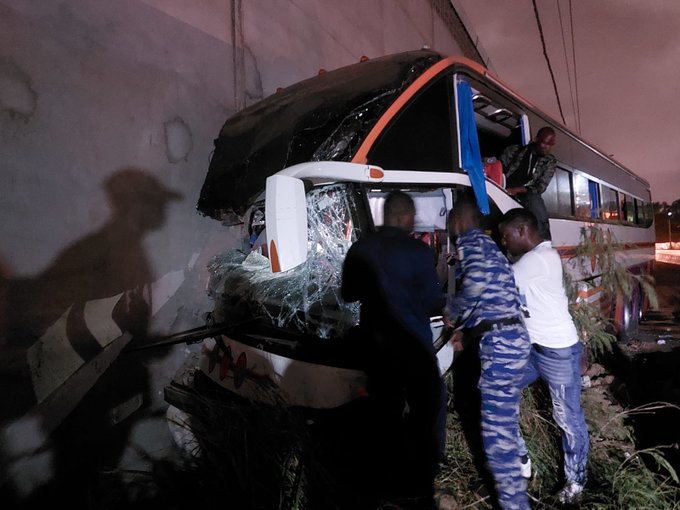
left=270, top=240, right=281, bottom=273
left=557, top=241, right=655, bottom=259
left=352, top=56, right=484, bottom=164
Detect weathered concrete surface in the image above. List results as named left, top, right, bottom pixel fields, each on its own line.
left=0, top=0, right=483, bottom=502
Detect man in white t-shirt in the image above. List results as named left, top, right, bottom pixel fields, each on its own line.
left=499, top=208, right=589, bottom=505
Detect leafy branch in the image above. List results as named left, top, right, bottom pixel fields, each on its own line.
left=564, top=225, right=658, bottom=361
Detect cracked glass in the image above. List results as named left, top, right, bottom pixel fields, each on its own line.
left=207, top=184, right=361, bottom=340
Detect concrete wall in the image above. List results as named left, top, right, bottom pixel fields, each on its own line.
left=1, top=0, right=473, bottom=337
left=0, top=0, right=478, bottom=499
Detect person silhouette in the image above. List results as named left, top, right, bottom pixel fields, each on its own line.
left=341, top=191, right=446, bottom=509
left=1, top=168, right=182, bottom=505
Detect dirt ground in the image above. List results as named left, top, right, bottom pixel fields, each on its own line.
left=621, top=261, right=680, bottom=353
left=613, top=261, right=680, bottom=477
left=651, top=260, right=680, bottom=313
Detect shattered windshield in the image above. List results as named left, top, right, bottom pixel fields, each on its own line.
left=207, top=184, right=361, bottom=340
left=197, top=50, right=443, bottom=218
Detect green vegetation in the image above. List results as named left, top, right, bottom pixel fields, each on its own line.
left=565, top=225, right=657, bottom=361
left=437, top=384, right=680, bottom=509
left=118, top=377, right=679, bottom=510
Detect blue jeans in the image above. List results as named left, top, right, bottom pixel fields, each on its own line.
left=517, top=342, right=589, bottom=485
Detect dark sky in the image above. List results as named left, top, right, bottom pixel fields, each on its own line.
left=456, top=0, right=680, bottom=204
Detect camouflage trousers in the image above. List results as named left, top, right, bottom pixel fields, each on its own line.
left=479, top=323, right=531, bottom=510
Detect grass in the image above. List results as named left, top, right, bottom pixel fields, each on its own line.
left=73, top=365, right=679, bottom=510
left=436, top=380, right=680, bottom=509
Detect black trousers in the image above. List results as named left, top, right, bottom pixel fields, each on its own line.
left=518, top=191, right=552, bottom=240
left=365, top=326, right=445, bottom=501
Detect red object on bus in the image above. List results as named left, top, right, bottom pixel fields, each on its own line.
left=483, top=157, right=504, bottom=187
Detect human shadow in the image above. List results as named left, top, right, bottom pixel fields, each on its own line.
left=0, top=167, right=182, bottom=506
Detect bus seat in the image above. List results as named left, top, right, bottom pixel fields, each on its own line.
left=483, top=157, right=505, bottom=188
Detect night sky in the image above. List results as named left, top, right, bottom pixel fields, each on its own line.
left=457, top=0, right=680, bottom=204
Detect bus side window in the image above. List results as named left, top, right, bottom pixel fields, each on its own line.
left=636, top=199, right=645, bottom=226
left=622, top=193, right=635, bottom=223
left=632, top=199, right=640, bottom=224
left=600, top=185, right=620, bottom=221
left=620, top=194, right=629, bottom=222
left=543, top=167, right=573, bottom=217
left=573, top=173, right=591, bottom=219
left=644, top=200, right=653, bottom=226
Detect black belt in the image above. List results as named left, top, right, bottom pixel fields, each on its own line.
left=533, top=343, right=547, bottom=354
left=465, top=317, right=523, bottom=337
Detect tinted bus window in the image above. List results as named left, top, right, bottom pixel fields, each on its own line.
left=600, top=185, right=620, bottom=221
left=544, top=167, right=573, bottom=217
left=573, top=174, right=590, bottom=219
left=621, top=194, right=635, bottom=223
left=368, top=76, right=454, bottom=171
left=620, top=194, right=629, bottom=223
left=643, top=202, right=654, bottom=227
left=631, top=199, right=640, bottom=224
left=637, top=200, right=646, bottom=226
left=573, top=174, right=599, bottom=219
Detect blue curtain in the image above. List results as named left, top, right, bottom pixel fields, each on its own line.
left=456, top=80, right=490, bottom=215
left=588, top=180, right=599, bottom=218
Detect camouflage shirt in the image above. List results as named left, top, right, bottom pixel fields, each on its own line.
left=500, top=142, right=556, bottom=194
left=446, top=228, right=525, bottom=329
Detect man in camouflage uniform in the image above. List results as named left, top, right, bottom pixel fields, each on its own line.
left=500, top=126, right=557, bottom=241
left=446, top=197, right=531, bottom=510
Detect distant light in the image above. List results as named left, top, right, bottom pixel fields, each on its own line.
left=668, top=211, right=673, bottom=217
left=318, top=68, right=326, bottom=75
left=360, top=55, right=369, bottom=62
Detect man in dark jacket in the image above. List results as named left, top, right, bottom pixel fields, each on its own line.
left=341, top=191, right=446, bottom=508
left=500, top=126, right=557, bottom=240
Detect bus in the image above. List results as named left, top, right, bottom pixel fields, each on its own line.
left=166, top=49, right=654, bottom=421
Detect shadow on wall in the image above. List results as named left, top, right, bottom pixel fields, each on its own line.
left=0, top=167, right=182, bottom=504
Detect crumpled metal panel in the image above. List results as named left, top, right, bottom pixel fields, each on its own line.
left=197, top=50, right=442, bottom=218
left=207, top=184, right=360, bottom=340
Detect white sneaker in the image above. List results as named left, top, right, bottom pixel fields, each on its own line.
left=557, top=481, right=584, bottom=504
left=519, top=454, right=532, bottom=479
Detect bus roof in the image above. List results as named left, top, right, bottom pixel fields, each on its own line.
left=197, top=49, right=443, bottom=218
left=198, top=49, right=651, bottom=218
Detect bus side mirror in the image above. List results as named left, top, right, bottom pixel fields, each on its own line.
left=265, top=174, right=308, bottom=272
